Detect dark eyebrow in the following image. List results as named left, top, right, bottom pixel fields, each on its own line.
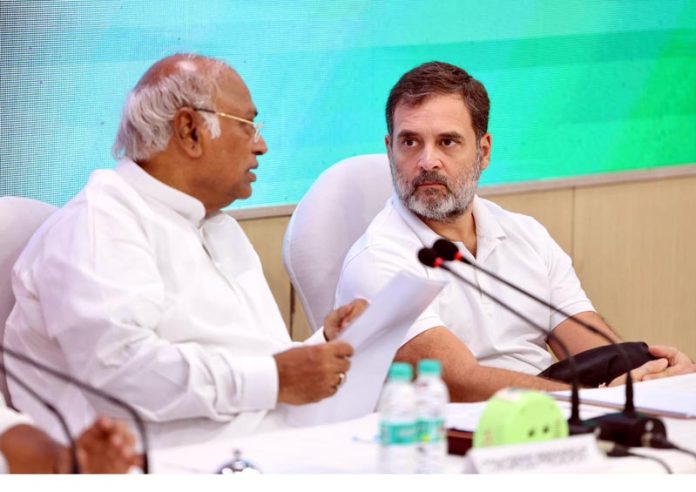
left=439, top=132, right=464, bottom=140
left=396, top=130, right=420, bottom=140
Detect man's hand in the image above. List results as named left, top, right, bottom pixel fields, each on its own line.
left=0, top=424, right=62, bottom=473
left=607, top=346, right=694, bottom=387
left=641, top=345, right=696, bottom=381
left=608, top=358, right=669, bottom=387
left=323, top=298, right=369, bottom=341
left=274, top=341, right=353, bottom=405
left=74, top=416, right=139, bottom=473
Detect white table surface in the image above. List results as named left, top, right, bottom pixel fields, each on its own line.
left=152, top=402, right=696, bottom=474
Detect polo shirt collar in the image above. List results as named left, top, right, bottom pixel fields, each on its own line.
left=392, top=194, right=441, bottom=249
left=115, top=158, right=207, bottom=227
left=472, top=195, right=506, bottom=263
left=392, top=193, right=506, bottom=262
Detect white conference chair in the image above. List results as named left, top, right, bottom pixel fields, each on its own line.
left=282, top=154, right=393, bottom=332
left=0, top=197, right=57, bottom=406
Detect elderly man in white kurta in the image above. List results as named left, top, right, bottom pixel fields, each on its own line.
left=5, top=54, right=364, bottom=448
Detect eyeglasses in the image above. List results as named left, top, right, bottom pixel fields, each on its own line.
left=193, top=107, right=264, bottom=142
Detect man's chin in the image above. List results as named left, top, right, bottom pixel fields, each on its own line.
left=239, top=183, right=254, bottom=199
left=406, top=197, right=465, bottom=222
left=225, top=185, right=253, bottom=206
left=408, top=192, right=445, bottom=210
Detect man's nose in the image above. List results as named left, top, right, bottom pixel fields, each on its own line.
left=253, top=134, right=268, bottom=156
left=418, top=144, right=442, bottom=171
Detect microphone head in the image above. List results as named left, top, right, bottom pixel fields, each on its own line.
left=433, top=239, right=460, bottom=261
left=417, top=248, right=442, bottom=268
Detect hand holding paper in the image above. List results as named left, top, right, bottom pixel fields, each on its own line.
left=279, top=271, right=446, bottom=426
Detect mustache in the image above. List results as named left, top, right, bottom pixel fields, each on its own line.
left=410, top=171, right=451, bottom=191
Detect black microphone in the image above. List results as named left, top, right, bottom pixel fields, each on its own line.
left=433, top=238, right=639, bottom=407
left=433, top=238, right=639, bottom=403
left=429, top=239, right=667, bottom=447
left=0, top=343, right=150, bottom=473
left=417, top=247, right=586, bottom=433
left=1, top=361, right=80, bottom=473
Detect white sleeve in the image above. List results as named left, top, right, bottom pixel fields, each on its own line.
left=540, top=226, right=596, bottom=329
left=24, top=197, right=277, bottom=422
left=335, top=243, right=444, bottom=342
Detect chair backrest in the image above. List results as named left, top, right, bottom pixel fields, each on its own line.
left=0, top=197, right=57, bottom=406
left=282, top=154, right=393, bottom=332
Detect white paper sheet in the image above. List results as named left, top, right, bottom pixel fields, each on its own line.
left=551, top=373, right=696, bottom=418
left=444, top=399, right=615, bottom=433
left=279, top=271, right=446, bottom=427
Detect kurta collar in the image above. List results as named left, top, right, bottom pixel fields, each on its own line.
left=115, top=158, right=207, bottom=227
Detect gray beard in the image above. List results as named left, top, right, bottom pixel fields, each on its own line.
left=391, top=149, right=482, bottom=223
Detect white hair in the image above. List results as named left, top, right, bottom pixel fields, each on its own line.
left=112, top=56, right=224, bottom=161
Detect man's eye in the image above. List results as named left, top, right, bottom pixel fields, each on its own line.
left=441, top=138, right=457, bottom=147
left=402, top=139, right=417, bottom=147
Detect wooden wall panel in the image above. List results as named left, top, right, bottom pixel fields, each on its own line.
left=573, top=176, right=696, bottom=359
left=236, top=175, right=696, bottom=360
left=290, top=291, right=314, bottom=342
left=237, top=216, right=292, bottom=329
left=484, top=189, right=574, bottom=256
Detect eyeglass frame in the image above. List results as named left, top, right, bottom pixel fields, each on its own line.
left=192, top=107, right=264, bottom=142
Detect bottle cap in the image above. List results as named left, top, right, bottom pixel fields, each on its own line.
left=388, top=362, right=413, bottom=381
left=418, top=359, right=442, bottom=376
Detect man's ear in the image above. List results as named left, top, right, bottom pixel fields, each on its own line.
left=172, top=108, right=204, bottom=158
left=385, top=134, right=392, bottom=160
left=479, top=133, right=492, bottom=171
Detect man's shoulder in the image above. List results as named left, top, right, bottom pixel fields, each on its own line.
left=80, top=167, right=146, bottom=208
left=477, top=196, right=550, bottom=239
left=51, top=169, right=144, bottom=228
left=15, top=169, right=146, bottom=262
left=344, top=198, right=421, bottom=262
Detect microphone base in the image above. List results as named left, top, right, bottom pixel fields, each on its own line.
left=582, top=412, right=666, bottom=447
left=568, top=420, right=597, bottom=436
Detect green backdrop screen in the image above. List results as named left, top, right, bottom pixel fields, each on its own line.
left=1, top=0, right=694, bottom=209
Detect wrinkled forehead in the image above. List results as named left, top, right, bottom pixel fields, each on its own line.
left=393, top=93, right=474, bottom=134
left=215, top=69, right=256, bottom=115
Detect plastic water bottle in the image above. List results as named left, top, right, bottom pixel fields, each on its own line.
left=415, top=359, right=449, bottom=473
left=378, top=362, right=416, bottom=473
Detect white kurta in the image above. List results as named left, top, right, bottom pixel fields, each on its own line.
left=5, top=159, right=294, bottom=447
left=336, top=195, right=595, bottom=374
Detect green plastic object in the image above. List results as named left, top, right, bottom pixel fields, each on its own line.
left=417, top=359, right=442, bottom=376
left=388, top=362, right=413, bottom=381
left=473, top=388, right=569, bottom=448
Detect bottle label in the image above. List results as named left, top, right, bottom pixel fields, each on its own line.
left=380, top=422, right=417, bottom=446
left=417, top=418, right=445, bottom=443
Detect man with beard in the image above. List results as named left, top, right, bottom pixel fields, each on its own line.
left=335, top=61, right=695, bottom=401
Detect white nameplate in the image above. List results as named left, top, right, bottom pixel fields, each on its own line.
left=462, top=434, right=609, bottom=474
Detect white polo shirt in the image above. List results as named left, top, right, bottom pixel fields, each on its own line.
left=5, top=159, right=291, bottom=447
left=336, top=195, right=595, bottom=374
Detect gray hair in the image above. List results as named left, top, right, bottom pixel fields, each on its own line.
left=391, top=142, right=483, bottom=223
left=112, top=56, right=224, bottom=161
